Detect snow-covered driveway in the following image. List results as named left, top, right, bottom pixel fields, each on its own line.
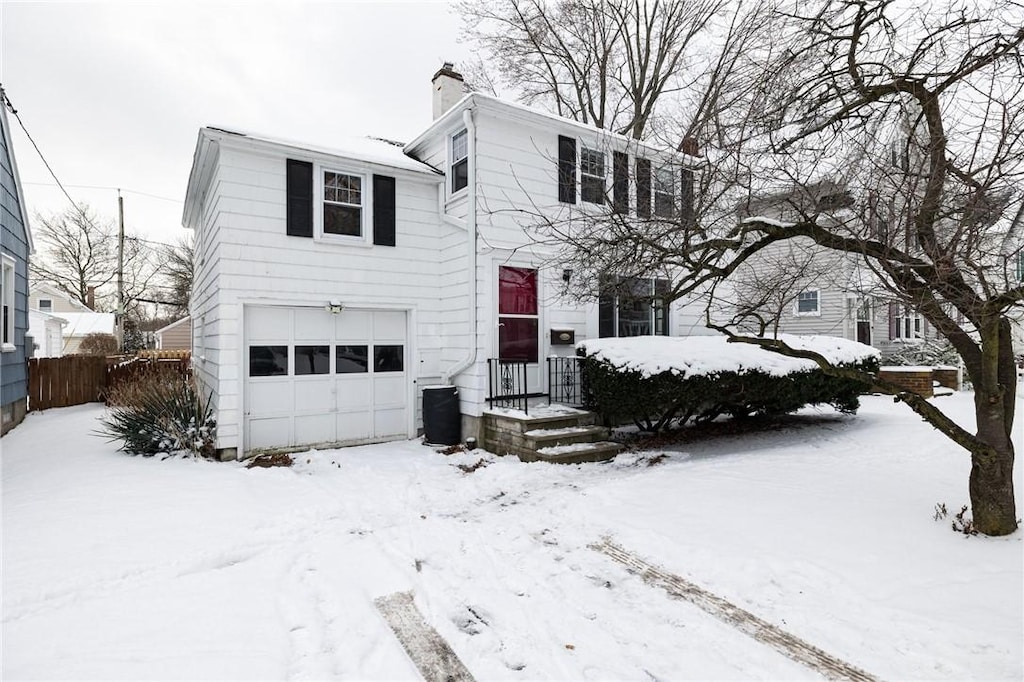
left=3, top=393, right=1022, bottom=680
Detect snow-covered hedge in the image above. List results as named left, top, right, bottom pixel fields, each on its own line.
left=577, top=335, right=880, bottom=431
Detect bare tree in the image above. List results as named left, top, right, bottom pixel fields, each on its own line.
left=459, top=0, right=731, bottom=139
left=32, top=205, right=157, bottom=315
left=535, top=1, right=1024, bottom=535
left=159, top=236, right=194, bottom=318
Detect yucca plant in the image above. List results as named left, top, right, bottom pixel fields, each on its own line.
left=100, top=370, right=216, bottom=457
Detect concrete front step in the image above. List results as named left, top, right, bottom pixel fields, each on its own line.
left=524, top=425, right=610, bottom=450
left=530, top=440, right=624, bottom=464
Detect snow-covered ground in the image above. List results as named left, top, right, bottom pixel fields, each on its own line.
left=2, top=393, right=1022, bottom=680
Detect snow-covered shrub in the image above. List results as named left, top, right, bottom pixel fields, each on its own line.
left=578, top=336, right=879, bottom=432
left=882, top=337, right=959, bottom=367
left=100, top=370, right=215, bottom=457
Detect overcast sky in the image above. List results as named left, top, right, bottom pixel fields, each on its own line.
left=1, top=0, right=471, bottom=249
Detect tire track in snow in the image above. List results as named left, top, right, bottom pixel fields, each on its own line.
left=592, top=538, right=878, bottom=682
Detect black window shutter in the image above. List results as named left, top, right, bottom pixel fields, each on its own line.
left=636, top=159, right=651, bottom=218
left=613, top=151, right=628, bottom=214
left=680, top=168, right=694, bottom=223
left=598, top=291, right=615, bottom=338
left=286, top=159, right=313, bottom=238
left=373, top=174, right=396, bottom=246
left=558, top=135, right=577, bottom=204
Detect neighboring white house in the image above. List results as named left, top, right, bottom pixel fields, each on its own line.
left=28, top=282, right=94, bottom=314
left=154, top=316, right=191, bottom=351
left=182, top=64, right=709, bottom=460
left=59, top=312, right=116, bottom=354
left=27, top=309, right=66, bottom=358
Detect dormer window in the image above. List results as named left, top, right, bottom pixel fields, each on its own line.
left=580, top=146, right=605, bottom=204
left=323, top=171, right=363, bottom=237
left=451, top=129, right=468, bottom=193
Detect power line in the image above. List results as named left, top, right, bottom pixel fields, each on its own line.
left=23, top=182, right=183, bottom=205
left=0, top=85, right=89, bottom=219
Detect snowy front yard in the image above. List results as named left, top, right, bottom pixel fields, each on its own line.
left=3, top=393, right=1022, bottom=680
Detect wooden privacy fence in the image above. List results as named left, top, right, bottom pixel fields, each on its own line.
left=27, top=354, right=191, bottom=412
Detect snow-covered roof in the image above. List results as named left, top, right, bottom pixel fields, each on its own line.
left=578, top=334, right=879, bottom=379
left=405, top=92, right=703, bottom=167
left=202, top=126, right=440, bottom=175
left=155, top=316, right=190, bottom=336
left=59, top=312, right=115, bottom=338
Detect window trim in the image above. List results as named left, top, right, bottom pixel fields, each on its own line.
left=653, top=165, right=676, bottom=218
left=1, top=255, right=15, bottom=352
left=893, top=306, right=924, bottom=341
left=315, top=165, right=371, bottom=244
left=450, top=128, right=469, bottom=196
left=794, top=290, right=821, bottom=317
left=580, top=145, right=606, bottom=205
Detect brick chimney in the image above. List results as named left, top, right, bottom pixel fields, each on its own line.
left=432, top=62, right=465, bottom=120
left=679, top=136, right=701, bottom=157
left=86, top=286, right=95, bottom=310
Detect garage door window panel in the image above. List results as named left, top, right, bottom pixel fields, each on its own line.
left=374, top=345, right=404, bottom=372
left=295, top=345, right=330, bottom=375
left=336, top=345, right=369, bottom=373
left=250, top=346, right=288, bottom=376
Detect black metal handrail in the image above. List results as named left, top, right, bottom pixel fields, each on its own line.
left=486, top=358, right=532, bottom=413
left=547, top=356, right=584, bottom=407
left=485, top=356, right=587, bottom=413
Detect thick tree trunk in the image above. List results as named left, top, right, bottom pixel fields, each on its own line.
left=968, top=322, right=1018, bottom=536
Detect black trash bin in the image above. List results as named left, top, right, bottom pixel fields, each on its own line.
left=423, top=385, right=460, bottom=446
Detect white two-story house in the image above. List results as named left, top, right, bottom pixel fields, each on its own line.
left=182, top=64, right=707, bottom=460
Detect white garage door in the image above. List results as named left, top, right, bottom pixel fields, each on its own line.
left=244, top=306, right=409, bottom=453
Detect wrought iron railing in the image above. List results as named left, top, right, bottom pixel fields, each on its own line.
left=486, top=359, right=533, bottom=413
left=547, top=356, right=585, bottom=407
left=486, top=356, right=587, bottom=413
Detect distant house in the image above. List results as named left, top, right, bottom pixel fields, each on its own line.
left=59, top=312, right=116, bottom=354
left=1, top=89, right=33, bottom=435
left=154, top=316, right=191, bottom=351
left=27, top=309, right=66, bottom=358
left=29, top=282, right=95, bottom=314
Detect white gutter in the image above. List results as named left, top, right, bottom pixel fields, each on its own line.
left=442, top=107, right=478, bottom=384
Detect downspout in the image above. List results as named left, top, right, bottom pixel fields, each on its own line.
left=442, top=107, right=478, bottom=384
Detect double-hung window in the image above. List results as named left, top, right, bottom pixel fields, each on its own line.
left=654, top=166, right=675, bottom=218
left=451, top=129, right=468, bottom=193
left=795, top=290, right=820, bottom=315
left=893, top=306, right=923, bottom=340
left=323, top=171, right=363, bottom=237
left=2, top=255, right=16, bottom=349
left=580, top=146, right=605, bottom=204
left=599, top=276, right=670, bottom=338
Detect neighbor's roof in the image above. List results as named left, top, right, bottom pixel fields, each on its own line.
left=154, top=316, right=190, bottom=336
left=59, top=312, right=115, bottom=337
left=202, top=126, right=441, bottom=175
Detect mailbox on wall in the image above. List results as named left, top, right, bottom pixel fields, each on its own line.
left=550, top=329, right=575, bottom=345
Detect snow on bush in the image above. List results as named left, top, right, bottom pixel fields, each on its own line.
left=576, top=335, right=880, bottom=431
left=577, top=334, right=879, bottom=378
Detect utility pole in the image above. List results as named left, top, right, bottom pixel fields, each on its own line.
left=117, top=190, right=125, bottom=351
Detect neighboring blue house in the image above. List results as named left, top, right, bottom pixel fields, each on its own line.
left=1, top=88, right=34, bottom=435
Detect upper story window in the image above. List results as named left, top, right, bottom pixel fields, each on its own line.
left=451, top=129, right=468, bottom=193
left=2, top=255, right=15, bottom=349
left=38, top=298, right=52, bottom=312
left=654, top=166, right=675, bottom=218
left=323, top=171, right=363, bottom=237
left=795, top=290, right=820, bottom=316
left=580, top=146, right=605, bottom=204
left=1016, top=252, right=1024, bottom=282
